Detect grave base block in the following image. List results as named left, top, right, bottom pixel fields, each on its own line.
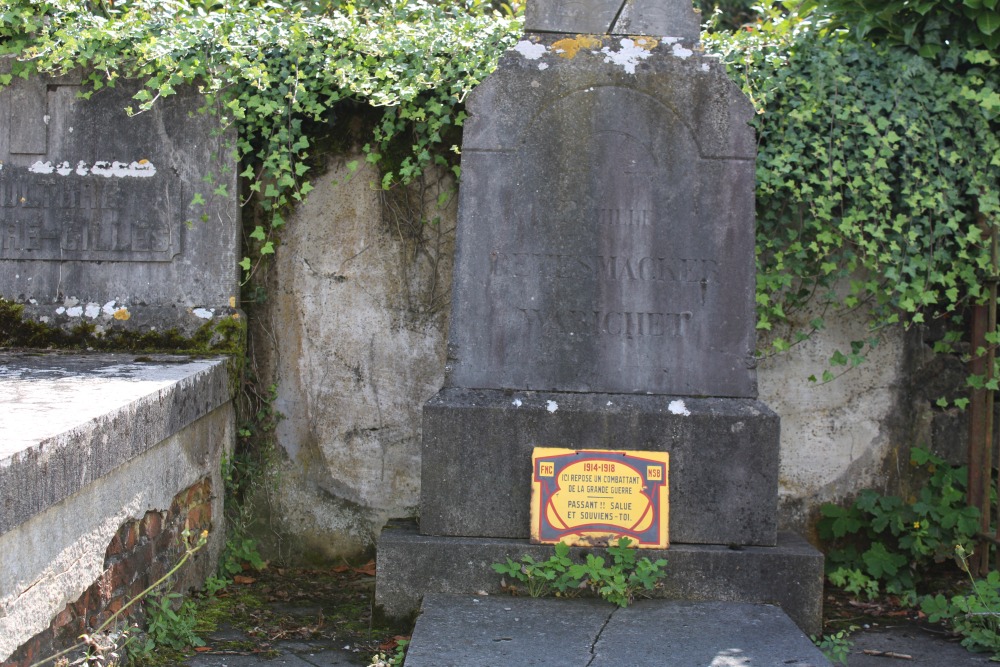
left=421, top=388, right=779, bottom=546
left=375, top=520, right=824, bottom=636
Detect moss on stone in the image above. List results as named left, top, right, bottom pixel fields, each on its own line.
left=0, top=298, right=246, bottom=356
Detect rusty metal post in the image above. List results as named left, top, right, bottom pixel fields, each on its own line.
left=989, top=222, right=999, bottom=573
left=969, top=300, right=989, bottom=575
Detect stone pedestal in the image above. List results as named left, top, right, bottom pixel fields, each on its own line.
left=421, top=388, right=779, bottom=546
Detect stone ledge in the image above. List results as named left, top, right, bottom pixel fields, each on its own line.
left=0, top=351, right=231, bottom=535
left=375, top=520, right=824, bottom=636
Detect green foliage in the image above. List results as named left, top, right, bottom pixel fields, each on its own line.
left=811, top=626, right=856, bottom=665
left=697, top=0, right=760, bottom=30
left=706, top=18, right=1000, bottom=368
left=0, top=0, right=520, bottom=280
left=493, top=538, right=667, bottom=607
left=568, top=538, right=668, bottom=607
left=136, top=592, right=206, bottom=655
left=921, top=546, right=1000, bottom=656
left=799, top=0, right=1000, bottom=56
left=492, top=541, right=580, bottom=598
left=817, top=447, right=981, bottom=599
left=367, top=639, right=409, bottom=667
left=220, top=534, right=267, bottom=577
left=215, top=451, right=267, bottom=588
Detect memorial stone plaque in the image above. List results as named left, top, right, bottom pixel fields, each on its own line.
left=0, top=68, right=238, bottom=336
left=378, top=1, right=821, bottom=631
left=531, top=447, right=669, bottom=548
left=445, top=15, right=758, bottom=398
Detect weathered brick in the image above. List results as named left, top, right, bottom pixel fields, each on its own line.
left=123, top=522, right=139, bottom=551
left=141, top=512, right=163, bottom=540
left=103, top=562, right=132, bottom=598
left=104, top=531, right=124, bottom=559
left=52, top=606, right=75, bottom=631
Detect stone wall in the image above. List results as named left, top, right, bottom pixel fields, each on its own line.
left=248, top=158, right=454, bottom=561
left=254, top=151, right=957, bottom=560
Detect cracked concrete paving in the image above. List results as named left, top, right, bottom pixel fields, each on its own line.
left=403, top=594, right=831, bottom=667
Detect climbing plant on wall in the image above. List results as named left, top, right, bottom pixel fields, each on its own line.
left=797, top=0, right=1000, bottom=57
left=0, top=0, right=521, bottom=280
left=704, top=8, right=1000, bottom=378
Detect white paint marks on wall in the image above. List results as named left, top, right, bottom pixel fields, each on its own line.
left=546, top=400, right=559, bottom=413
left=600, top=39, right=653, bottom=74
left=192, top=308, right=215, bottom=320
left=28, top=159, right=157, bottom=178
left=671, top=44, right=694, bottom=59
left=668, top=400, right=691, bottom=416
left=514, top=40, right=547, bottom=60
left=28, top=160, right=54, bottom=175
left=91, top=160, right=157, bottom=178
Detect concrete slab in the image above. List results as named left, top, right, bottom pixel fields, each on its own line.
left=0, top=351, right=231, bottom=534
left=403, top=594, right=831, bottom=667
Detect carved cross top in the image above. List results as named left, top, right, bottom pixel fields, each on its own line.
left=525, top=0, right=700, bottom=39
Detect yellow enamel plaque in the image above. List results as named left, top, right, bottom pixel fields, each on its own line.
left=530, top=448, right=669, bottom=548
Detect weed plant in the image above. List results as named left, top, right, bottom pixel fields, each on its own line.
left=492, top=537, right=667, bottom=607
left=818, top=447, right=980, bottom=601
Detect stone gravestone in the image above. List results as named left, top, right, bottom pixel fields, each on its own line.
left=377, top=0, right=823, bottom=634
left=0, top=67, right=238, bottom=338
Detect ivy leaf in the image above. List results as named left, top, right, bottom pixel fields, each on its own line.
left=976, top=11, right=1000, bottom=35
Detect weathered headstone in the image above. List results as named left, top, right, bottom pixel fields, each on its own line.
left=0, top=67, right=238, bottom=338
left=377, top=0, right=823, bottom=634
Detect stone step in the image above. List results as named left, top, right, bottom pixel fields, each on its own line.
left=375, top=520, right=824, bottom=636
left=403, top=594, right=831, bottom=667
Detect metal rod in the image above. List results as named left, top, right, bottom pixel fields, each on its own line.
left=990, top=220, right=999, bottom=573
left=970, top=300, right=989, bottom=576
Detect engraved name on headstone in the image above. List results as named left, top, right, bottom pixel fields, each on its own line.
left=0, top=165, right=179, bottom=262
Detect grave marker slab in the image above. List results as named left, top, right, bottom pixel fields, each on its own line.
left=0, top=68, right=238, bottom=336
left=377, top=0, right=823, bottom=631
left=447, top=34, right=758, bottom=397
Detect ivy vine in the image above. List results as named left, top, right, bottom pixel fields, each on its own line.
left=0, top=0, right=521, bottom=280
left=706, top=11, right=1000, bottom=381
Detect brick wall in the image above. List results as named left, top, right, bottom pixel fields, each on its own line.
left=4, top=477, right=215, bottom=667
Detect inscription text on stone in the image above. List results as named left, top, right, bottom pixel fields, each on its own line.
left=0, top=169, right=177, bottom=262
